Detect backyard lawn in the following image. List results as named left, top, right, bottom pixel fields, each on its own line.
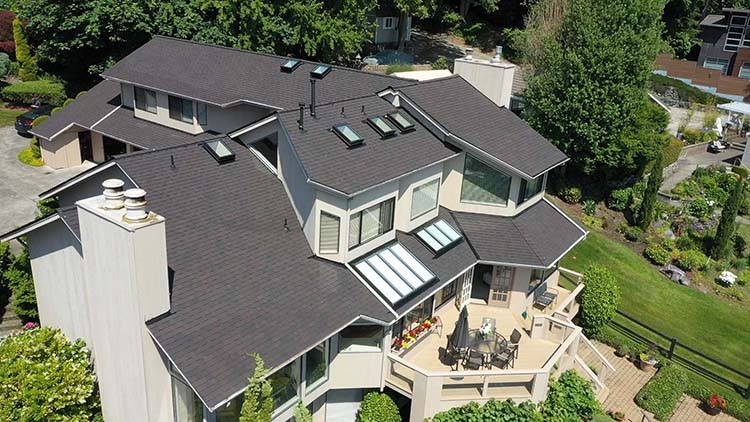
left=561, top=231, right=750, bottom=385
left=0, top=107, right=23, bottom=127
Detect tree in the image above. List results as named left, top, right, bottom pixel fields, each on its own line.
left=662, top=0, right=701, bottom=58
left=394, top=0, right=433, bottom=50
left=430, top=399, right=541, bottom=422
left=293, top=401, right=313, bottom=422
left=239, top=354, right=273, bottom=422
left=458, top=0, right=500, bottom=19
left=12, top=17, right=37, bottom=81
left=711, top=178, right=744, bottom=259
left=0, top=10, right=15, bottom=56
left=520, top=0, right=665, bottom=176
left=579, top=265, right=620, bottom=337
left=3, top=246, right=38, bottom=322
left=0, top=326, right=102, bottom=420
left=0, top=52, right=10, bottom=78
left=639, top=152, right=664, bottom=230
left=541, top=371, right=602, bottom=422
left=357, top=392, right=401, bottom=422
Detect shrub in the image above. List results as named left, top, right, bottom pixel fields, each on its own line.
left=357, top=392, right=400, bottom=422
left=639, top=153, right=663, bottom=230
left=608, top=187, right=632, bottom=211
left=738, top=268, right=750, bottom=286
left=63, top=98, right=75, bottom=107
left=293, top=401, right=312, bottom=422
left=0, top=327, right=102, bottom=420
left=2, top=247, right=38, bottom=321
left=687, top=198, right=712, bottom=219
left=385, top=62, right=413, bottom=75
left=649, top=73, right=728, bottom=105
left=582, top=215, right=603, bottom=229
left=2, top=80, right=66, bottom=105
left=542, top=371, right=602, bottom=422
left=429, top=399, right=541, bottom=422
left=559, top=186, right=582, bottom=204
left=0, top=10, right=15, bottom=56
left=645, top=241, right=672, bottom=265
left=662, top=138, right=683, bottom=166
left=675, top=249, right=708, bottom=271
left=17, top=143, right=43, bottom=166
left=635, top=364, right=688, bottom=420
left=0, top=51, right=9, bottom=79
left=618, top=224, right=643, bottom=242
left=594, top=326, right=647, bottom=358
left=12, top=17, right=37, bottom=81
left=710, top=179, right=744, bottom=259
left=431, top=56, right=450, bottom=70
left=580, top=265, right=620, bottom=337
left=582, top=199, right=597, bottom=216
left=681, top=128, right=717, bottom=145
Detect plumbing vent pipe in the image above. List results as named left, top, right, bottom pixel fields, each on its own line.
left=124, top=188, right=148, bottom=222
left=102, top=179, right=125, bottom=210
left=310, top=79, right=317, bottom=117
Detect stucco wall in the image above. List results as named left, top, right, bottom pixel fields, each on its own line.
left=41, top=130, right=82, bottom=169
left=453, top=58, right=515, bottom=108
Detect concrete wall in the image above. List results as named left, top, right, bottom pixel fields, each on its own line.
left=41, top=130, right=82, bottom=169
left=453, top=57, right=515, bottom=108
left=328, top=334, right=384, bottom=389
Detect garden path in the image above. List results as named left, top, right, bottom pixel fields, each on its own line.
left=598, top=342, right=656, bottom=421
left=671, top=395, right=738, bottom=422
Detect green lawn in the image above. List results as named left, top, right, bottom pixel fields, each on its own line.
left=0, top=107, right=24, bottom=127
left=561, top=231, right=750, bottom=386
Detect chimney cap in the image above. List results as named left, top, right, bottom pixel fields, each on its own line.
left=465, top=48, right=474, bottom=60
left=124, top=188, right=147, bottom=200
left=102, top=179, right=124, bottom=189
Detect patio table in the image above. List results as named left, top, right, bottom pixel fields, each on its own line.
left=467, top=329, right=507, bottom=367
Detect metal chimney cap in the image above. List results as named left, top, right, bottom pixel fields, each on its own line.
left=465, top=48, right=474, bottom=60
left=102, top=179, right=124, bottom=189
left=124, top=188, right=147, bottom=200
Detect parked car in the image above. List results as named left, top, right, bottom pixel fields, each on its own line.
left=15, top=104, right=54, bottom=136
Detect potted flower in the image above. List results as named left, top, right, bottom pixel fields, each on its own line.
left=391, top=337, right=403, bottom=351
left=638, top=351, right=658, bottom=371
left=705, top=394, right=727, bottom=416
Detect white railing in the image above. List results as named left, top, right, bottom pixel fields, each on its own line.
left=553, top=283, right=584, bottom=320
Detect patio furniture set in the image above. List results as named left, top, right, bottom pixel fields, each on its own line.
left=445, top=310, right=523, bottom=371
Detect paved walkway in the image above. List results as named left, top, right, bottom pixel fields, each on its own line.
left=598, top=343, right=656, bottom=422
left=661, top=144, right=743, bottom=193
left=671, top=395, right=739, bottom=422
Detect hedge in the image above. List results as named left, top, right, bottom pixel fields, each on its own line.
left=2, top=80, right=66, bottom=105
left=650, top=73, right=729, bottom=105
left=635, top=364, right=688, bottom=420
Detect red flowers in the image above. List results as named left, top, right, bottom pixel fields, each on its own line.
left=707, top=394, right=727, bottom=411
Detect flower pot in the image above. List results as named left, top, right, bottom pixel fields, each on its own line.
left=705, top=406, right=721, bottom=416
left=639, top=358, right=656, bottom=371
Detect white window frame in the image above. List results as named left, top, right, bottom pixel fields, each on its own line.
left=455, top=266, right=474, bottom=310
left=348, top=196, right=396, bottom=250
left=319, top=211, right=340, bottom=254
left=739, top=63, right=750, bottom=79
left=383, top=17, right=395, bottom=30
left=410, top=177, right=440, bottom=220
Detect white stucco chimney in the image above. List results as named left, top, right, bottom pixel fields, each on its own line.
left=75, top=183, right=171, bottom=422
left=453, top=45, right=516, bottom=108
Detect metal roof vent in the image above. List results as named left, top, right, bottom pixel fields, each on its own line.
left=102, top=179, right=125, bottom=210
left=464, top=48, right=473, bottom=60
left=124, top=188, right=148, bottom=222
left=491, top=46, right=503, bottom=64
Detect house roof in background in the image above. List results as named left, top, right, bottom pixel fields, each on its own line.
left=700, top=14, right=727, bottom=27
left=452, top=199, right=586, bottom=268
left=31, top=80, right=121, bottom=140
left=398, top=76, right=568, bottom=178
left=108, top=143, right=391, bottom=409
left=102, top=36, right=414, bottom=110
left=278, top=95, right=457, bottom=195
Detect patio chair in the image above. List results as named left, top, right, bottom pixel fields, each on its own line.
left=533, top=285, right=559, bottom=309
left=462, top=349, right=484, bottom=370
left=433, top=315, right=444, bottom=337
left=445, top=335, right=463, bottom=371
left=489, top=349, right=514, bottom=369
left=507, top=328, right=522, bottom=358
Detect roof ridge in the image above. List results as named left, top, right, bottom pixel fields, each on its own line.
left=275, top=92, right=405, bottom=115
left=510, top=204, right=548, bottom=265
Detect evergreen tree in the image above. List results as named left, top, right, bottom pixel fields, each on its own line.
left=639, top=153, right=664, bottom=230
left=293, top=401, right=313, bottom=422
left=12, top=17, right=37, bottom=81
left=711, top=178, right=744, bottom=259
left=239, top=354, right=273, bottom=422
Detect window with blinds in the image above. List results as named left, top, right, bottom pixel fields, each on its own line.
left=349, top=198, right=395, bottom=249
left=461, top=155, right=511, bottom=206
left=411, top=179, right=439, bottom=220
left=319, top=212, right=340, bottom=254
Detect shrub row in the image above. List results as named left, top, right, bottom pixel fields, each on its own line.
left=635, top=364, right=689, bottom=420
left=2, top=80, right=66, bottom=105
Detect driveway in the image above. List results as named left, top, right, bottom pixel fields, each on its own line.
left=661, top=143, right=743, bottom=193
left=0, top=127, right=93, bottom=235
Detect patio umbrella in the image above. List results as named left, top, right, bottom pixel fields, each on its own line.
left=449, top=307, right=470, bottom=350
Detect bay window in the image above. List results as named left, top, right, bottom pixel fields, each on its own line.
left=349, top=198, right=395, bottom=249
left=172, top=378, right=203, bottom=422
left=518, top=174, right=545, bottom=205
left=461, top=155, right=511, bottom=206
left=411, top=178, right=439, bottom=220
left=270, top=360, right=299, bottom=412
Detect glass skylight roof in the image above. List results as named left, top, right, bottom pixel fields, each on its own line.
left=386, top=111, right=415, bottom=132
left=354, top=242, right=436, bottom=305
left=367, top=116, right=397, bottom=138
left=203, top=139, right=235, bottom=164
left=311, top=65, right=332, bottom=79
left=280, top=59, right=302, bottom=73
left=333, top=123, right=364, bottom=147
left=416, top=219, right=462, bottom=254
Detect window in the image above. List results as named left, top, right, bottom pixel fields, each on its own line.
left=304, top=341, right=328, bottom=393
left=338, top=325, right=382, bottom=352
left=386, top=111, right=415, bottom=132
left=349, top=198, right=395, bottom=249
left=319, top=212, right=340, bottom=254
left=252, top=137, right=278, bottom=168
left=461, top=155, right=512, bottom=205
left=383, top=17, right=395, bottom=30
left=333, top=123, right=364, bottom=147
left=528, top=264, right=557, bottom=294
left=134, top=86, right=156, bottom=114
left=434, top=280, right=457, bottom=308
left=169, top=95, right=194, bottom=123
left=518, top=174, right=545, bottom=205
left=310, top=64, right=331, bottom=79
left=416, top=219, right=462, bottom=254
left=172, top=378, right=203, bottom=422
left=216, top=396, right=243, bottom=422
left=703, top=57, right=730, bottom=74
left=203, top=139, right=235, bottom=163
left=367, top=116, right=397, bottom=138
left=411, top=179, right=439, bottom=220
left=354, top=242, right=436, bottom=304
left=103, top=136, right=127, bottom=160
left=270, top=360, right=299, bottom=412
left=196, top=102, right=207, bottom=125
left=740, top=63, right=750, bottom=79
left=392, top=296, right=434, bottom=338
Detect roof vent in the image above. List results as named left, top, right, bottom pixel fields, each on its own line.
left=281, top=59, right=302, bottom=73
left=491, top=46, right=503, bottom=64
left=464, top=48, right=473, bottom=60
left=124, top=189, right=148, bottom=222
left=102, top=179, right=125, bottom=210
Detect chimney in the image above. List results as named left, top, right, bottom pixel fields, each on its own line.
left=310, top=79, right=317, bottom=117
left=453, top=45, right=516, bottom=108
left=298, top=102, right=305, bottom=130
left=75, top=181, right=170, bottom=421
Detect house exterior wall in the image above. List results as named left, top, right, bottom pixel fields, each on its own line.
left=453, top=58, right=516, bottom=108
left=91, top=131, right=105, bottom=163
left=277, top=124, right=317, bottom=247
left=202, top=103, right=270, bottom=134
left=41, top=130, right=82, bottom=169
left=56, top=165, right=133, bottom=208
left=328, top=334, right=384, bottom=389
left=374, top=16, right=411, bottom=44
left=698, top=27, right=734, bottom=73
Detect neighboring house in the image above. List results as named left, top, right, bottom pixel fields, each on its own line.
left=372, top=3, right=411, bottom=46
left=2, top=36, right=613, bottom=422
left=654, top=8, right=750, bottom=101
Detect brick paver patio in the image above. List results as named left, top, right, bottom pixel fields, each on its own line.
left=671, top=395, right=739, bottom=422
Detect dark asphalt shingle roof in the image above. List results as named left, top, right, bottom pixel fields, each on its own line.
left=102, top=36, right=414, bottom=110
left=398, top=76, right=568, bottom=178
left=453, top=199, right=586, bottom=267
left=112, top=143, right=390, bottom=409
left=278, top=96, right=457, bottom=194
left=93, top=107, right=220, bottom=150
left=31, top=80, right=121, bottom=140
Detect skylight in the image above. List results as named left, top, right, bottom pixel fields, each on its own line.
left=311, top=65, right=332, bottom=79
left=386, top=111, right=416, bottom=132
left=333, top=123, right=364, bottom=147
left=203, top=139, right=235, bottom=164
left=353, top=242, right=436, bottom=305
left=367, top=116, right=397, bottom=138
left=416, top=219, right=462, bottom=254
left=280, top=59, right=302, bottom=73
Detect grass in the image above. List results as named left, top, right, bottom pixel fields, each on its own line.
left=561, top=231, right=750, bottom=385
left=385, top=62, right=414, bottom=75
left=0, top=107, right=24, bottom=127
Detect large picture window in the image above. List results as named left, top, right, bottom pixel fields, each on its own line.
left=703, top=57, right=729, bottom=74
left=172, top=378, right=203, bottom=422
left=169, top=95, right=194, bottom=123
left=134, top=86, right=156, bottom=114
left=518, top=175, right=545, bottom=205
left=411, top=179, right=440, bottom=220
left=461, top=155, right=511, bottom=206
left=304, top=341, right=328, bottom=393
left=319, top=212, right=340, bottom=254
left=270, top=360, right=299, bottom=412
left=349, top=198, right=395, bottom=249
left=528, top=264, right=558, bottom=294
left=338, top=325, right=382, bottom=352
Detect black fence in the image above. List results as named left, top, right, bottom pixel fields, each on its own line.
left=610, top=310, right=750, bottom=398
